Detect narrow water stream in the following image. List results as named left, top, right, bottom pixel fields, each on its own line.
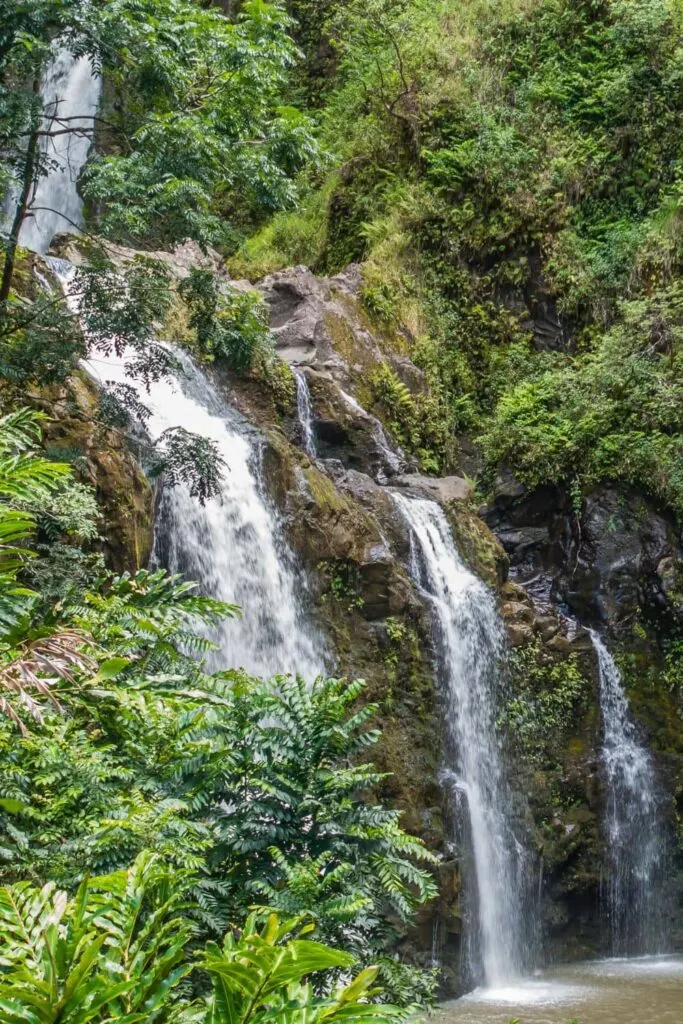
left=293, top=367, right=317, bottom=457
left=393, top=494, right=533, bottom=986
left=590, top=631, right=666, bottom=955
left=3, top=45, right=101, bottom=251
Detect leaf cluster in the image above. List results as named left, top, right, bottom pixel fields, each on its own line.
left=0, top=860, right=402, bottom=1023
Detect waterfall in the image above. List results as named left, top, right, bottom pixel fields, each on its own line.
left=393, top=493, right=530, bottom=987
left=590, top=631, right=666, bottom=956
left=294, top=368, right=317, bottom=457
left=4, top=45, right=101, bottom=253
left=49, top=260, right=326, bottom=681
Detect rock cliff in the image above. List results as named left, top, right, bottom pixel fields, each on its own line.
left=49, top=246, right=683, bottom=988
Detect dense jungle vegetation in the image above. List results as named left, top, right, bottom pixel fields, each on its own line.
left=1, top=0, right=682, bottom=1017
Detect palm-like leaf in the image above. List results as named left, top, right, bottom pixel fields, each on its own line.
left=0, top=631, right=97, bottom=734
left=87, top=851, right=194, bottom=1019
left=0, top=409, right=70, bottom=644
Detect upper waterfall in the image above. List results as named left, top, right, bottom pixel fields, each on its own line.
left=4, top=45, right=101, bottom=253
left=590, top=631, right=666, bottom=955
left=393, top=493, right=533, bottom=987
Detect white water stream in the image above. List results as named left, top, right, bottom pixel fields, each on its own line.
left=339, top=388, right=403, bottom=478
left=293, top=368, right=317, bottom=457
left=393, top=494, right=531, bottom=987
left=591, top=632, right=665, bottom=955
left=49, top=260, right=325, bottom=681
left=4, top=46, right=101, bottom=253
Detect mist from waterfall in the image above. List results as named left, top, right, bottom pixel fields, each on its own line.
left=393, top=493, right=533, bottom=987
left=4, top=45, right=101, bottom=253
left=590, top=631, right=667, bottom=956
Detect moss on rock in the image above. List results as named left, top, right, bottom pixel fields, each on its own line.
left=38, top=373, right=154, bottom=572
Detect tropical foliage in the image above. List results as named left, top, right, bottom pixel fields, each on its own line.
left=1, top=0, right=316, bottom=270
left=15, top=0, right=683, bottom=1007
left=0, top=854, right=402, bottom=1023
left=0, top=408, right=437, bottom=1006
left=232, top=0, right=683, bottom=509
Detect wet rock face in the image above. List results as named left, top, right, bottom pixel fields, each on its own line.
left=392, top=473, right=472, bottom=505
left=256, top=265, right=425, bottom=482
left=306, top=371, right=407, bottom=482
left=257, top=264, right=372, bottom=371
left=39, top=373, right=154, bottom=573
left=485, top=471, right=683, bottom=633
left=498, top=578, right=604, bottom=960
left=500, top=249, right=572, bottom=353
left=567, top=489, right=683, bottom=629
left=486, top=469, right=683, bottom=959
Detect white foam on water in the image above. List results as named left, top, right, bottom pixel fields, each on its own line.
left=462, top=980, right=589, bottom=1006
left=586, top=955, right=683, bottom=978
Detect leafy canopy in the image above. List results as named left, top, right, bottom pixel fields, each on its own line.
left=1, top=0, right=317, bottom=251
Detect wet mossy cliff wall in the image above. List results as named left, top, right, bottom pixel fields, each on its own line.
left=8, top=250, right=155, bottom=574
left=79, top=253, right=683, bottom=989
left=39, top=372, right=155, bottom=573
left=210, top=262, right=659, bottom=982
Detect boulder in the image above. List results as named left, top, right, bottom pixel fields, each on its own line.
left=485, top=475, right=683, bottom=633
left=393, top=473, right=472, bottom=504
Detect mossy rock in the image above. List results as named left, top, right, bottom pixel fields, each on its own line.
left=38, top=373, right=154, bottom=572
left=445, top=501, right=508, bottom=587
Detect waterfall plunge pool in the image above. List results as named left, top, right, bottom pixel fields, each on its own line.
left=437, top=955, right=683, bottom=1024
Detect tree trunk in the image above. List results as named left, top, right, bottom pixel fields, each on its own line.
left=0, top=78, right=42, bottom=308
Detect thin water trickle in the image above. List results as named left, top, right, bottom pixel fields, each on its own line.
left=293, top=368, right=317, bottom=457
left=4, top=45, right=101, bottom=253
left=339, top=388, right=403, bottom=478
left=590, top=631, right=666, bottom=956
left=48, top=260, right=326, bottom=681
left=393, top=494, right=532, bottom=987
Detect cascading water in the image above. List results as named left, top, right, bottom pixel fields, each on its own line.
left=4, top=45, right=101, bottom=253
left=294, top=368, right=317, bottom=457
left=590, top=631, right=666, bottom=956
left=393, top=493, right=531, bottom=987
left=49, top=260, right=325, bottom=681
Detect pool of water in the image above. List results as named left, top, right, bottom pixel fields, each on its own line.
left=438, top=956, right=683, bottom=1024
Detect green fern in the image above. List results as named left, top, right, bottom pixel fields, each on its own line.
left=0, top=409, right=70, bottom=638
